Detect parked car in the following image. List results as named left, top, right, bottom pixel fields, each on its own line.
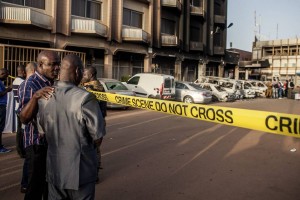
left=247, top=80, right=267, bottom=97
left=98, top=78, right=136, bottom=109
left=175, top=81, right=212, bottom=104
left=199, top=83, right=235, bottom=102
left=123, top=73, right=175, bottom=100
left=217, top=79, right=243, bottom=99
left=240, top=80, right=256, bottom=98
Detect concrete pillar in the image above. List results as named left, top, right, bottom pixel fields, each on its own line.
left=144, top=55, right=152, bottom=73
left=174, top=60, right=182, bottom=81
left=198, top=62, right=206, bottom=80
left=104, top=53, right=113, bottom=78
left=218, top=65, right=224, bottom=77
left=234, top=65, right=239, bottom=80
left=183, top=66, right=188, bottom=81
left=245, top=69, right=249, bottom=80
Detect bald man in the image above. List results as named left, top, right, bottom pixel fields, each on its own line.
left=18, top=50, right=60, bottom=200
left=37, top=54, right=105, bottom=200
left=25, top=62, right=37, bottom=79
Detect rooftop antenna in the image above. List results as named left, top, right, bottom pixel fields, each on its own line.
left=276, top=23, right=278, bottom=39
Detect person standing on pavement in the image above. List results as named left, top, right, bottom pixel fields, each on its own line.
left=0, top=68, right=12, bottom=153
left=37, top=54, right=105, bottom=200
left=18, top=62, right=37, bottom=194
left=81, top=66, right=107, bottom=183
left=272, top=77, right=279, bottom=99
left=288, top=79, right=295, bottom=99
left=18, top=50, right=60, bottom=200
left=12, top=65, right=26, bottom=156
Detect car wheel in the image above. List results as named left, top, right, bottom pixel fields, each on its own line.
left=148, top=95, right=155, bottom=99
left=212, top=95, right=218, bottom=102
left=183, top=96, right=194, bottom=103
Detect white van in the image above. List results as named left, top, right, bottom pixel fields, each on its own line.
left=124, top=73, right=175, bottom=99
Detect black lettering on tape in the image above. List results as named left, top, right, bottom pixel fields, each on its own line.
left=191, top=106, right=198, bottom=118
left=265, top=115, right=277, bottom=131
left=294, top=118, right=299, bottom=134
left=161, top=102, right=167, bottom=112
left=280, top=117, right=292, bottom=133
left=198, top=107, right=206, bottom=119
left=224, top=110, right=233, bottom=124
left=115, top=96, right=131, bottom=106
left=206, top=108, right=216, bottom=120
left=216, top=109, right=224, bottom=122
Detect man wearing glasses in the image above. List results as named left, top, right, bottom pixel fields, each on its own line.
left=18, top=50, right=60, bottom=200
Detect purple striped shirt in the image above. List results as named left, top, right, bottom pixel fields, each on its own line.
left=18, top=72, right=52, bottom=148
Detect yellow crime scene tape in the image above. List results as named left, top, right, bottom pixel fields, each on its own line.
left=90, top=91, right=300, bottom=139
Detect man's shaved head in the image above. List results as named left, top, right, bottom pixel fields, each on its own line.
left=26, top=62, right=37, bottom=79
left=60, top=54, right=83, bottom=85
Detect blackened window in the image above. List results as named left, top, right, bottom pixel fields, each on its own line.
left=123, top=8, right=143, bottom=28
left=72, top=0, right=102, bottom=20
left=161, top=18, right=176, bottom=35
left=3, top=0, right=45, bottom=9
left=214, top=0, right=222, bottom=15
left=190, top=0, right=202, bottom=7
left=190, top=26, right=201, bottom=41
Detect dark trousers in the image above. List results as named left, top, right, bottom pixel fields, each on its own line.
left=16, top=116, right=26, bottom=157
left=24, top=145, right=48, bottom=200
left=0, top=105, right=6, bottom=146
left=48, top=182, right=95, bottom=200
left=21, top=156, right=29, bottom=188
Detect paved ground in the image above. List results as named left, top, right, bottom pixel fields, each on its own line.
left=0, top=98, right=299, bottom=200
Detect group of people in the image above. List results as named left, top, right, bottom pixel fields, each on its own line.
left=265, top=78, right=295, bottom=99
left=0, top=50, right=107, bottom=200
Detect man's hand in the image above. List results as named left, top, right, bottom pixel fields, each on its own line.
left=33, top=87, right=54, bottom=100
left=6, top=87, right=12, bottom=92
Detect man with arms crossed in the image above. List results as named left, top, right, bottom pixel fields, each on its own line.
left=37, top=54, right=105, bottom=199
left=18, top=51, right=60, bottom=200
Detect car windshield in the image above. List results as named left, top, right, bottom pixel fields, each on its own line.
left=215, top=85, right=226, bottom=92
left=164, top=78, right=173, bottom=88
left=221, top=82, right=233, bottom=88
left=188, top=83, right=203, bottom=90
left=244, top=82, right=252, bottom=89
left=105, top=82, right=128, bottom=90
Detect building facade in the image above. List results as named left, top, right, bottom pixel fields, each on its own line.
left=253, top=39, right=300, bottom=85
left=0, top=0, right=229, bottom=81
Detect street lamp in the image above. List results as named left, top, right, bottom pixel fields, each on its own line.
left=211, top=22, right=234, bottom=35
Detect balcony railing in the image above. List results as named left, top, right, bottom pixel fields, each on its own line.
left=190, top=6, right=204, bottom=17
left=190, top=41, right=203, bottom=51
left=161, top=34, right=178, bottom=46
left=0, top=6, right=52, bottom=29
left=214, top=14, right=225, bottom=24
left=214, top=46, right=225, bottom=55
left=122, top=27, right=149, bottom=43
left=162, top=0, right=182, bottom=11
left=71, top=15, right=107, bottom=37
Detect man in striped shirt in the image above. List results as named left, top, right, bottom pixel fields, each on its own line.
left=18, top=50, right=60, bottom=200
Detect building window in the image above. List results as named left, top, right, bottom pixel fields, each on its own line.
left=190, top=0, right=202, bottom=7
left=161, top=18, right=176, bottom=35
left=190, top=26, right=202, bottom=42
left=3, top=0, right=45, bottom=9
left=72, top=0, right=102, bottom=20
left=214, top=0, right=222, bottom=15
left=123, top=8, right=143, bottom=28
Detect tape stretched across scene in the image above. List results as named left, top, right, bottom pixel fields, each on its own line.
left=90, top=91, right=300, bottom=139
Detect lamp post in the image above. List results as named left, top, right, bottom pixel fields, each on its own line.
left=211, top=23, right=234, bottom=35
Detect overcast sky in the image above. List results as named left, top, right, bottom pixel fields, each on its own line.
left=226, top=0, right=300, bottom=51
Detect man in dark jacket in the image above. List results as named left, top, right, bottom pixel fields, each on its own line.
left=81, top=66, right=107, bottom=183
